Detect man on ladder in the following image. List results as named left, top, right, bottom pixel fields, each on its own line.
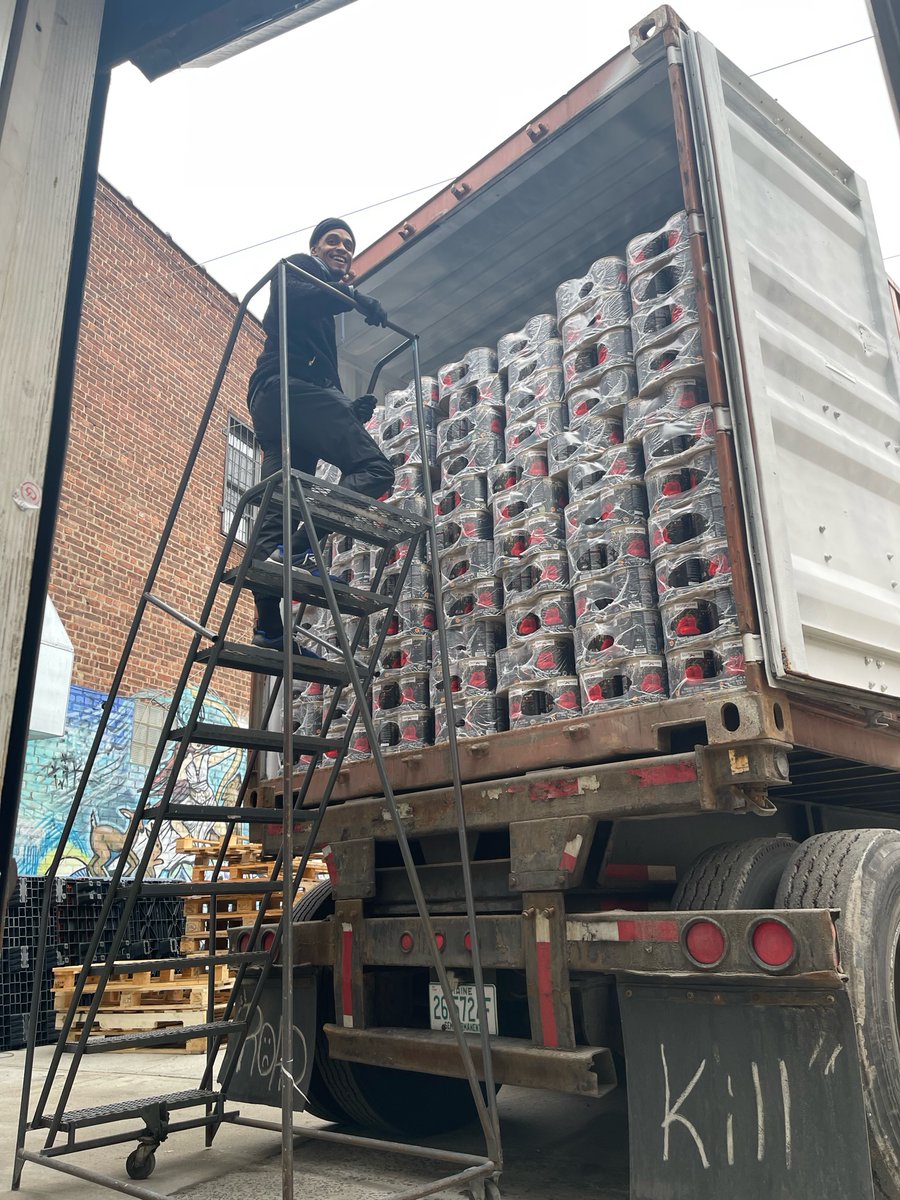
left=246, top=217, right=395, bottom=649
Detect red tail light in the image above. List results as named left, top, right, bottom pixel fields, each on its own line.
left=399, top=931, right=414, bottom=954
left=237, top=931, right=251, bottom=953
left=750, top=919, right=796, bottom=970
left=261, top=929, right=276, bottom=953
left=683, top=918, right=727, bottom=967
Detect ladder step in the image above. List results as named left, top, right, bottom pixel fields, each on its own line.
left=64, top=1021, right=243, bottom=1054
left=195, top=642, right=351, bottom=685
left=284, top=471, right=428, bottom=547
left=169, top=723, right=341, bottom=753
left=37, top=1089, right=220, bottom=1130
left=133, top=880, right=284, bottom=897
left=224, top=563, right=390, bottom=617
left=142, top=805, right=286, bottom=824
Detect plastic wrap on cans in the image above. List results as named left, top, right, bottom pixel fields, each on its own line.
left=488, top=454, right=549, bottom=495
left=379, top=535, right=428, bottom=576
left=440, top=437, right=505, bottom=484
left=564, top=483, right=648, bottom=543
left=434, top=476, right=489, bottom=518
left=573, top=562, right=658, bottom=624
left=385, top=376, right=441, bottom=417
left=629, top=247, right=694, bottom=308
left=492, top=478, right=567, bottom=535
left=439, top=541, right=496, bottom=588
left=506, top=368, right=565, bottom=421
left=371, top=599, right=436, bottom=641
left=566, top=445, right=644, bottom=503
left=635, top=324, right=703, bottom=397
left=563, top=328, right=633, bottom=393
left=494, top=511, right=567, bottom=570
left=392, top=464, right=427, bottom=500
left=566, top=522, right=651, bottom=584
left=547, top=418, right=624, bottom=476
left=560, top=293, right=633, bottom=354
left=375, top=709, right=433, bottom=753
left=508, top=676, right=582, bottom=729
left=333, top=549, right=371, bottom=591
left=443, top=577, right=504, bottom=622
left=435, top=507, right=492, bottom=555
left=625, top=377, right=709, bottom=442
left=386, top=430, right=438, bottom=470
left=434, top=695, right=509, bottom=743
left=659, top=585, right=739, bottom=650
left=642, top=405, right=715, bottom=470
left=555, top=257, right=629, bottom=323
left=653, top=539, right=732, bottom=599
left=378, top=633, right=432, bottom=674
left=631, top=283, right=699, bottom=354
left=667, top=637, right=746, bottom=696
left=447, top=373, right=506, bottom=418
left=625, top=211, right=690, bottom=276
left=649, top=485, right=727, bottom=558
left=373, top=671, right=430, bottom=714
left=506, top=590, right=575, bottom=647
left=567, top=369, right=637, bottom=427
left=379, top=559, right=433, bottom=602
left=438, top=347, right=499, bottom=400
left=381, top=403, right=441, bottom=451
left=505, top=404, right=566, bottom=459
left=430, top=656, right=497, bottom=700
left=497, top=314, right=559, bottom=371
left=645, top=446, right=718, bottom=515
left=345, top=721, right=372, bottom=761
left=580, top=657, right=668, bottom=711
left=496, top=637, right=575, bottom=690
left=437, top=408, right=505, bottom=460
left=500, top=550, right=570, bottom=599
left=506, top=339, right=564, bottom=389
left=443, top=619, right=506, bottom=659
left=575, top=610, right=664, bottom=668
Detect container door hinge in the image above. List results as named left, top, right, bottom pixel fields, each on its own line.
left=714, top=406, right=734, bottom=432
left=667, top=45, right=683, bottom=66
left=742, top=634, right=764, bottom=663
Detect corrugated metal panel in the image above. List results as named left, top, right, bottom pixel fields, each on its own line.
left=683, top=32, right=900, bottom=705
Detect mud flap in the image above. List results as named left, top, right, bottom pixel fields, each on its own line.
left=219, top=969, right=317, bottom=1110
left=618, top=976, right=873, bottom=1199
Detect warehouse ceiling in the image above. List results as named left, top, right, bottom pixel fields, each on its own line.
left=99, top=0, right=357, bottom=79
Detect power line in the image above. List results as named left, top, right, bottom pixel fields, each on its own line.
left=750, top=35, right=874, bottom=78
left=196, top=175, right=455, bottom=270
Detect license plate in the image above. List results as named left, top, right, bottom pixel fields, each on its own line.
left=428, top=983, right=498, bottom=1035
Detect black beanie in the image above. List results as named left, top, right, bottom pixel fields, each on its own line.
left=309, top=218, right=355, bottom=251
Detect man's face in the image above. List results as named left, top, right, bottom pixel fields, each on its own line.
left=311, top=227, right=354, bottom=279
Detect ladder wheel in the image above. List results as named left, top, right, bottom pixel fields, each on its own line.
left=125, top=1146, right=156, bottom=1180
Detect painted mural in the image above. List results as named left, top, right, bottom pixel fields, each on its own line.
left=15, top=685, right=245, bottom=880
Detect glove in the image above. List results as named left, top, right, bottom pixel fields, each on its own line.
left=353, top=393, right=377, bottom=423
left=355, top=292, right=388, bottom=327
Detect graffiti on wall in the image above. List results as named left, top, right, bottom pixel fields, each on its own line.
left=15, top=684, right=245, bottom=880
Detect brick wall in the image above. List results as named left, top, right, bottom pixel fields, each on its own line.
left=49, top=179, right=266, bottom=720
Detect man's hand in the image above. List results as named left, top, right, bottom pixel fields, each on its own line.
left=355, top=292, right=388, bottom=327
left=353, top=393, right=378, bottom=423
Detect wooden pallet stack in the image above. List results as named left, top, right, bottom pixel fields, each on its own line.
left=53, top=962, right=234, bottom=1053
left=51, top=838, right=329, bottom=1053
left=179, top=836, right=330, bottom=957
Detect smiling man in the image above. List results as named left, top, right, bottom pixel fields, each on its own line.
left=245, top=218, right=394, bottom=649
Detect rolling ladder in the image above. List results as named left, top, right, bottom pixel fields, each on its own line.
left=12, top=262, right=502, bottom=1200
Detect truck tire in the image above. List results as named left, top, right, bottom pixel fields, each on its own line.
left=776, top=830, right=900, bottom=1200
left=672, top=837, right=796, bottom=909
left=294, top=882, right=490, bottom=1136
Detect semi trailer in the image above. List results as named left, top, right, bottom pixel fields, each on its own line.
left=236, top=8, right=900, bottom=1197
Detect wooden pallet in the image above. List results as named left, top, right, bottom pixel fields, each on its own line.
left=52, top=963, right=233, bottom=1013
left=60, top=1006, right=231, bottom=1054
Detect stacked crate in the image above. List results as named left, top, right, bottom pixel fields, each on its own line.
left=1, top=877, right=57, bottom=1049
left=625, top=213, right=744, bottom=696
left=433, top=351, right=509, bottom=742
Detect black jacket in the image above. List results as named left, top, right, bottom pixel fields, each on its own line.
left=248, top=253, right=355, bottom=398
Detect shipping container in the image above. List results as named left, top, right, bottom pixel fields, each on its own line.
left=246, top=9, right=900, bottom=1198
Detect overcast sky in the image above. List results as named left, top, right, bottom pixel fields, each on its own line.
left=99, top=0, right=900, bottom=312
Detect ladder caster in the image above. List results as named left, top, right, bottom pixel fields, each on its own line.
left=125, top=1143, right=157, bottom=1180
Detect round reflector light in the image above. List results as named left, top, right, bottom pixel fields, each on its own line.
left=261, top=929, right=276, bottom=953
left=399, top=931, right=414, bottom=954
left=464, top=932, right=472, bottom=953
left=237, top=931, right=251, bottom=953
left=684, top=919, right=726, bottom=966
left=751, top=919, right=795, bottom=969
left=435, top=932, right=446, bottom=952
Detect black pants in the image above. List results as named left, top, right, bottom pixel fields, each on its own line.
left=249, top=376, right=394, bottom=561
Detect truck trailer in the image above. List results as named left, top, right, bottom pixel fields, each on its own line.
left=239, top=8, right=900, bottom=1197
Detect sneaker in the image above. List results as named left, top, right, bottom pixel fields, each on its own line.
left=251, top=629, right=322, bottom=659
left=267, top=547, right=338, bottom=579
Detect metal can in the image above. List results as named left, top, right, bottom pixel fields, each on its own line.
left=438, top=347, right=499, bottom=400
left=556, top=256, right=629, bottom=323
left=667, top=637, right=746, bottom=697
left=375, top=709, right=434, bottom=753
left=371, top=599, right=436, bottom=641
left=648, top=486, right=727, bottom=559
left=653, top=540, right=732, bottom=599
left=566, top=445, right=644, bottom=502
left=567, top=370, right=637, bottom=426
left=659, top=584, right=739, bottom=650
left=446, top=372, right=506, bottom=418
left=378, top=633, right=432, bottom=674
left=642, top=405, right=715, bottom=470
left=580, top=657, right=669, bottom=710
left=563, top=328, right=633, bottom=393
left=434, top=476, right=489, bottom=518
left=494, top=511, right=567, bottom=570
left=496, top=636, right=575, bottom=690
left=373, top=671, right=431, bottom=714
left=500, top=550, right=570, bottom=598
left=635, top=324, right=704, bottom=397
left=437, top=408, right=506, bottom=459
left=430, top=656, right=497, bottom=700
left=566, top=522, right=651, bottom=584
left=508, top=676, right=582, bottom=728
left=435, top=507, right=493, bottom=554
left=488, top=454, right=549, bottom=493
left=506, top=367, right=565, bottom=421
left=506, top=590, right=576, bottom=647
left=625, top=377, right=709, bottom=442
left=434, top=694, right=509, bottom=743
left=560, top=292, right=633, bottom=353
left=505, top=404, right=567, bottom=459
left=440, top=438, right=505, bottom=484
left=443, top=577, right=504, bottom=622
left=573, top=563, right=658, bottom=624
left=629, top=247, right=694, bottom=308
left=443, top=618, right=506, bottom=659
left=492, top=478, right=567, bottom=535
left=645, top=446, right=718, bottom=514
left=575, top=609, right=665, bottom=668
left=378, top=560, right=434, bottom=608
left=631, top=283, right=700, bottom=354
left=625, top=211, right=690, bottom=276
left=507, top=339, right=564, bottom=389
left=387, top=430, right=437, bottom=469
left=438, top=541, right=496, bottom=587
left=381, top=403, right=441, bottom=449
left=498, top=314, right=559, bottom=371
left=385, top=376, right=440, bottom=417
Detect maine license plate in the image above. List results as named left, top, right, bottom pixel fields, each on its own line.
left=428, top=983, right=498, bottom=1035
